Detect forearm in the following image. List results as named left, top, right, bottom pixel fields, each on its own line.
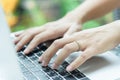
left=63, top=0, right=120, bottom=24
left=108, top=20, right=120, bottom=38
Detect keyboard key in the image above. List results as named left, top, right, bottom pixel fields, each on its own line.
left=81, top=77, right=90, bottom=80
left=36, top=52, right=43, bottom=56
left=17, top=44, right=90, bottom=80
left=70, top=69, right=86, bottom=78
left=19, top=55, right=27, bottom=61
left=20, top=65, right=29, bottom=72
left=29, top=54, right=38, bottom=61
left=23, top=71, right=38, bottom=80
left=39, top=45, right=47, bottom=51
left=32, top=47, right=40, bottom=53
left=34, top=71, right=50, bottom=80
left=22, top=59, right=35, bottom=68
left=37, top=44, right=43, bottom=48
left=42, top=66, right=53, bottom=72
left=47, top=71, right=58, bottom=77
left=26, top=53, right=34, bottom=57
left=17, top=52, right=23, bottom=57
left=59, top=71, right=70, bottom=77
left=74, top=73, right=85, bottom=79
left=61, top=61, right=69, bottom=68
left=34, top=61, right=41, bottom=66
left=64, top=74, right=77, bottom=80
left=30, top=67, right=41, bottom=72
left=70, top=69, right=80, bottom=74
left=52, top=76, right=64, bottom=80
left=57, top=67, right=70, bottom=77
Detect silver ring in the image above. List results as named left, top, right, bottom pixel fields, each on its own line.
left=74, top=41, right=80, bottom=51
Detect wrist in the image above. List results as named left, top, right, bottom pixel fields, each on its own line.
left=107, top=20, right=120, bottom=42
left=59, top=11, right=84, bottom=25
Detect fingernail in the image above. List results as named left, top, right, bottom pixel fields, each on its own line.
left=52, top=63, right=58, bottom=69
left=14, top=40, right=17, bottom=44
left=16, top=43, right=22, bottom=51
left=15, top=46, right=19, bottom=52
left=15, top=46, right=18, bottom=51
left=39, top=56, right=42, bottom=62
left=66, top=66, right=73, bottom=72
left=42, top=61, right=47, bottom=66
left=24, top=49, right=29, bottom=54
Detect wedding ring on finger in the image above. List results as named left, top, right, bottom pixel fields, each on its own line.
left=74, top=41, right=81, bottom=51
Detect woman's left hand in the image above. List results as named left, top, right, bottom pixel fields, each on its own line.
left=39, top=21, right=120, bottom=72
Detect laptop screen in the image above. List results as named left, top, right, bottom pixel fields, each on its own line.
left=0, top=5, right=23, bottom=80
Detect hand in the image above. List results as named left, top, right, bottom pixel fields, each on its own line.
left=39, top=21, right=120, bottom=71
left=15, top=18, right=82, bottom=54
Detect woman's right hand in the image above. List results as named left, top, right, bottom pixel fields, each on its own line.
left=14, top=18, right=82, bottom=54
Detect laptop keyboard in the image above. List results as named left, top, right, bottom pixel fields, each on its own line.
left=17, top=43, right=90, bottom=80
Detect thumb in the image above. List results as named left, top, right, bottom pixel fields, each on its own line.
left=64, top=23, right=82, bottom=37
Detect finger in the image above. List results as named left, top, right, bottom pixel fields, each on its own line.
left=24, top=31, right=60, bottom=54
left=14, top=33, right=25, bottom=44
left=14, top=27, right=45, bottom=44
left=16, top=35, right=33, bottom=51
left=52, top=41, right=82, bottom=69
left=66, top=47, right=97, bottom=72
left=64, top=23, right=82, bottom=37
left=40, top=37, right=75, bottom=66
left=15, top=31, right=23, bottom=37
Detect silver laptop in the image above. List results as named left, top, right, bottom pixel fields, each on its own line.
left=0, top=6, right=120, bottom=80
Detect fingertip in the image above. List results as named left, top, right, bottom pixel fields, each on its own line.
left=39, top=56, right=43, bottom=62
left=66, top=66, right=74, bottom=72
left=15, top=45, right=21, bottom=52
left=24, top=49, right=30, bottom=54
left=15, top=32, right=22, bottom=37
left=52, top=63, right=58, bottom=69
left=15, top=46, right=19, bottom=52
left=41, top=61, right=48, bottom=66
left=14, top=39, right=18, bottom=44
left=15, top=34, right=19, bottom=37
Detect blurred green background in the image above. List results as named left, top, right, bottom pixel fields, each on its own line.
left=2, top=0, right=114, bottom=32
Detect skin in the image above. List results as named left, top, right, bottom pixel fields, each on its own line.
left=15, top=19, right=82, bottom=53
left=39, top=21, right=120, bottom=71
left=15, top=0, right=120, bottom=71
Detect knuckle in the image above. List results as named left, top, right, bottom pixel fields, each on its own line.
left=80, top=54, right=87, bottom=60
left=34, top=35, right=40, bottom=39
left=26, top=30, right=36, bottom=36
left=63, top=44, right=72, bottom=51
left=53, top=40, right=62, bottom=48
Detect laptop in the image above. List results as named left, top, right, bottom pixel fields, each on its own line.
left=0, top=6, right=120, bottom=80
